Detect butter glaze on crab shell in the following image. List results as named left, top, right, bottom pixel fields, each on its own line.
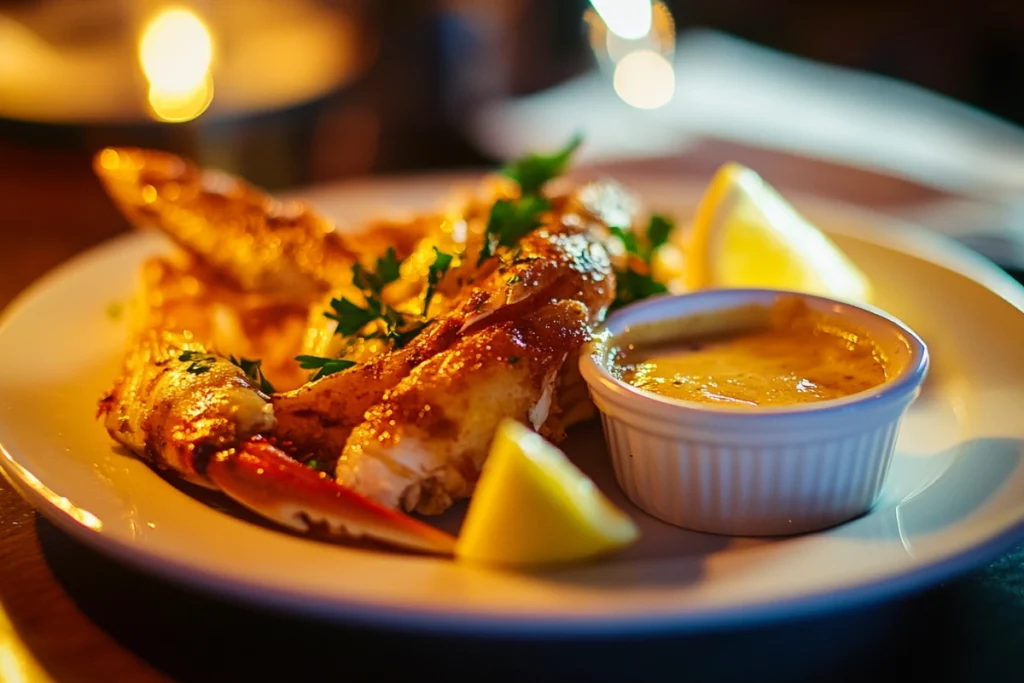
left=98, top=332, right=276, bottom=485
left=271, top=223, right=616, bottom=474
left=337, top=300, right=591, bottom=514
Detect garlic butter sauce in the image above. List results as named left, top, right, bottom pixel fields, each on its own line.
left=612, top=297, right=890, bottom=407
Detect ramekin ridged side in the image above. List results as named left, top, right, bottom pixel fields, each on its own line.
left=592, top=392, right=910, bottom=536
left=579, top=288, right=930, bottom=537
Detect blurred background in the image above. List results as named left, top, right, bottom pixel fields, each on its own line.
left=5, top=0, right=1024, bottom=289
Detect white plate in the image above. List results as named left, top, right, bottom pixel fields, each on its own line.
left=2, top=174, right=1024, bottom=636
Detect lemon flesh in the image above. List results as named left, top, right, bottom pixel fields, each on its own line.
left=685, top=163, right=872, bottom=304
left=455, top=419, right=639, bottom=567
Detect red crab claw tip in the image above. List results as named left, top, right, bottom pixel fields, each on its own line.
left=205, top=439, right=455, bottom=556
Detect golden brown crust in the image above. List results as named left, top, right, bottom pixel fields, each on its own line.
left=94, top=147, right=357, bottom=297
left=336, top=300, right=590, bottom=514
left=100, top=332, right=275, bottom=481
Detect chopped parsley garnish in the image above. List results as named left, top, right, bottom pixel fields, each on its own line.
left=613, top=268, right=668, bottom=310
left=352, top=247, right=402, bottom=295
left=326, top=297, right=381, bottom=337
left=178, top=350, right=216, bottom=375
left=229, top=355, right=276, bottom=394
left=478, top=196, right=551, bottom=265
left=326, top=248, right=412, bottom=342
left=646, top=214, right=673, bottom=251
left=611, top=214, right=675, bottom=261
left=423, top=247, right=453, bottom=315
left=502, top=133, right=583, bottom=196
left=477, top=134, right=584, bottom=265
left=324, top=245, right=447, bottom=352
left=609, top=226, right=639, bottom=256
left=610, top=214, right=676, bottom=310
left=326, top=295, right=427, bottom=349
left=177, top=350, right=276, bottom=393
left=316, top=135, right=593, bottom=364
left=295, top=354, right=356, bottom=381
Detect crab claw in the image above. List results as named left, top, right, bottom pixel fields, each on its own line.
left=205, top=437, right=456, bottom=555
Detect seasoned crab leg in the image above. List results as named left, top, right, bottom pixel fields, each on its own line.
left=337, top=300, right=591, bottom=515
left=93, top=147, right=358, bottom=298
left=98, top=332, right=454, bottom=554
left=271, top=315, right=466, bottom=464
left=272, top=222, right=615, bottom=467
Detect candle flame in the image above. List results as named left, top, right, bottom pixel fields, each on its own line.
left=138, top=7, right=214, bottom=122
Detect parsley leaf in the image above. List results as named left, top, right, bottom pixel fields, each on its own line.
left=423, top=247, right=453, bottom=315
left=610, top=214, right=675, bottom=260
left=609, top=226, right=640, bottom=256
left=327, top=247, right=429, bottom=346
left=478, top=196, right=551, bottom=265
left=326, top=297, right=380, bottom=337
left=178, top=350, right=216, bottom=375
left=295, top=354, right=357, bottom=381
left=502, top=133, right=584, bottom=196
left=353, top=247, right=402, bottom=295
left=229, top=355, right=276, bottom=394
left=374, top=248, right=402, bottom=287
left=476, top=134, right=583, bottom=264
left=646, top=214, right=673, bottom=251
left=607, top=214, right=676, bottom=309
left=613, top=269, right=668, bottom=310
left=393, top=320, right=430, bottom=348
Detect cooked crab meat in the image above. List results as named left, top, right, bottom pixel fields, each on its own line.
left=337, top=300, right=590, bottom=514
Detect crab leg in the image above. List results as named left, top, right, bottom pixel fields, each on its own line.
left=93, top=147, right=357, bottom=297
left=98, top=332, right=454, bottom=554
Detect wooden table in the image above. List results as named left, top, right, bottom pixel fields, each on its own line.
left=1, top=139, right=1022, bottom=683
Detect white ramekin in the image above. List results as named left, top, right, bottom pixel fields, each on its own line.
left=579, top=288, right=929, bottom=536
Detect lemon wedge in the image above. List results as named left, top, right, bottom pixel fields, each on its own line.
left=685, top=162, right=872, bottom=303
left=455, top=419, right=639, bottom=567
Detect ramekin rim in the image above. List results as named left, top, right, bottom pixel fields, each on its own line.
left=579, top=288, right=930, bottom=420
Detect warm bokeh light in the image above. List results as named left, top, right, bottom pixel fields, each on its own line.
left=585, top=1, right=676, bottom=110
left=0, top=642, right=28, bottom=683
left=613, top=49, right=675, bottom=109
left=589, top=0, right=653, bottom=40
left=138, top=7, right=214, bottom=122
